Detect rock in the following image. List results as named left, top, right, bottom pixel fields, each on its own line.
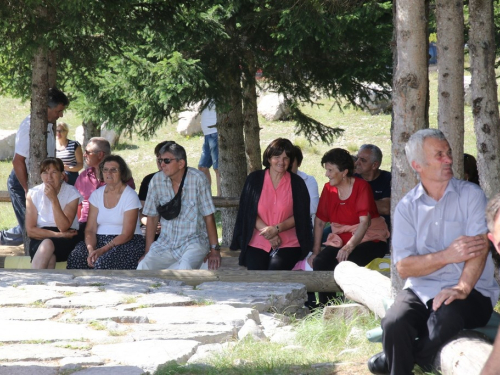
left=238, top=319, right=266, bottom=341
left=100, top=121, right=120, bottom=148
left=0, top=285, right=65, bottom=306
left=91, top=340, right=200, bottom=372
left=75, top=125, right=84, bottom=146
left=0, top=344, right=84, bottom=362
left=0, top=307, right=64, bottom=321
left=0, top=130, right=16, bottom=161
left=322, top=303, right=370, bottom=323
left=74, top=308, right=149, bottom=324
left=258, top=93, right=290, bottom=121
left=0, top=364, right=59, bottom=375
left=187, top=343, right=224, bottom=364
left=177, top=103, right=202, bottom=136
left=71, top=366, right=145, bottom=375
left=464, top=76, right=472, bottom=107
left=268, top=326, right=297, bottom=345
left=354, top=83, right=392, bottom=115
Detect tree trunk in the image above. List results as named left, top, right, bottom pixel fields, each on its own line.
left=242, top=54, right=262, bottom=173
left=217, top=71, right=247, bottom=246
left=48, top=49, right=57, bottom=89
left=469, top=0, right=500, bottom=198
left=436, top=0, right=464, bottom=179
left=390, top=0, right=428, bottom=296
left=82, top=120, right=100, bottom=151
left=29, top=46, right=49, bottom=188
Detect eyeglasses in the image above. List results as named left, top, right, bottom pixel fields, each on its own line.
left=56, top=130, right=65, bottom=133
left=102, top=168, right=120, bottom=174
left=84, top=149, right=100, bottom=155
left=157, top=158, right=177, bottom=165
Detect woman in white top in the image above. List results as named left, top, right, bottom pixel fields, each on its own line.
left=26, top=158, right=82, bottom=269
left=67, top=155, right=145, bottom=269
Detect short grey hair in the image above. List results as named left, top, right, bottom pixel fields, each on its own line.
left=159, top=141, right=187, bottom=166
left=359, top=144, right=383, bottom=164
left=486, top=193, right=500, bottom=233
left=89, top=137, right=111, bottom=156
left=405, top=129, right=447, bottom=171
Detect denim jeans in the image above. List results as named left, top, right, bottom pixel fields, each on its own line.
left=1, top=170, right=26, bottom=246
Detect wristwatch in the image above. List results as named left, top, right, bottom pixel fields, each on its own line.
left=210, top=244, right=221, bottom=251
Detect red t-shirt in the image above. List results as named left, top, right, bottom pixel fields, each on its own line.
left=316, top=177, right=379, bottom=244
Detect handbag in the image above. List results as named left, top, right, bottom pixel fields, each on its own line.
left=157, top=168, right=188, bottom=220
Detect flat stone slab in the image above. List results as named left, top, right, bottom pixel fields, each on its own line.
left=0, top=364, right=59, bottom=375
left=0, top=286, right=64, bottom=306
left=0, top=271, right=74, bottom=287
left=130, top=323, right=237, bottom=344
left=0, top=320, right=108, bottom=342
left=74, top=308, right=149, bottom=324
left=44, top=291, right=142, bottom=308
left=121, top=292, right=194, bottom=309
left=184, top=282, right=307, bottom=313
left=91, top=340, right=200, bottom=372
left=0, top=307, right=64, bottom=321
left=71, top=366, right=145, bottom=375
left=0, top=344, right=84, bottom=362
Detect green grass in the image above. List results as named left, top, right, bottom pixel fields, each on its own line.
left=0, top=69, right=483, bottom=231
left=153, top=308, right=382, bottom=375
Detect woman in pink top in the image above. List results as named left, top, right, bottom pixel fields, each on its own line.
left=230, top=138, right=313, bottom=270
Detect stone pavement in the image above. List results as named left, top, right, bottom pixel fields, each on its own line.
left=0, top=271, right=308, bottom=374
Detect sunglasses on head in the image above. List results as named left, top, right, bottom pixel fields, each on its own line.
left=157, top=158, right=176, bottom=165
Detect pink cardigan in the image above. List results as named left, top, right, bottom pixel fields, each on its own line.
left=323, top=216, right=390, bottom=248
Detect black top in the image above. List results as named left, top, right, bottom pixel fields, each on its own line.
left=230, top=169, right=313, bottom=266
left=138, top=172, right=157, bottom=201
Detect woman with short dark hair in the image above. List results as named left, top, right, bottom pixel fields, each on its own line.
left=67, top=155, right=145, bottom=269
left=26, top=157, right=82, bottom=269
left=231, top=138, right=313, bottom=270
left=309, top=148, right=389, bottom=304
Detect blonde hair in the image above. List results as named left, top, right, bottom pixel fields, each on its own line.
left=57, top=122, right=69, bottom=133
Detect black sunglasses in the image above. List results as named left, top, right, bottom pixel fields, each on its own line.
left=157, top=158, right=177, bottom=165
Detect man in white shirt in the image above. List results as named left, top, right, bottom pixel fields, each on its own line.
left=1, top=88, right=69, bottom=246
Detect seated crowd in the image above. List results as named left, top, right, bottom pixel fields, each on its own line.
left=22, top=131, right=500, bottom=375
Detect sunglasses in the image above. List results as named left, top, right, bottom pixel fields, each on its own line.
left=84, top=149, right=100, bottom=155
left=157, top=158, right=177, bottom=165
left=56, top=129, right=65, bottom=133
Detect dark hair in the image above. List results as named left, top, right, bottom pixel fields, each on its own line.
left=464, top=153, right=479, bottom=185
left=293, top=145, right=304, bottom=167
left=99, top=155, right=133, bottom=183
left=40, top=157, right=64, bottom=174
left=262, top=138, right=295, bottom=170
left=48, top=87, right=69, bottom=108
left=155, top=141, right=172, bottom=156
left=158, top=141, right=187, bottom=166
left=321, top=148, right=354, bottom=177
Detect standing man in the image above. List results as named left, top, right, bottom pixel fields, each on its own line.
left=137, top=141, right=221, bottom=270
left=198, top=101, right=221, bottom=196
left=355, top=144, right=391, bottom=231
left=74, top=137, right=135, bottom=239
left=368, top=129, right=499, bottom=375
left=1, top=88, right=69, bottom=246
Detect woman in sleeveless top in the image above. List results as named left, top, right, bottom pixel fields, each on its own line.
left=56, top=122, right=83, bottom=185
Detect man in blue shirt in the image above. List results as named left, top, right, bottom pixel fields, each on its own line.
left=368, top=129, right=499, bottom=375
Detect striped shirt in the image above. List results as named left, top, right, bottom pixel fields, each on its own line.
left=56, top=139, right=80, bottom=167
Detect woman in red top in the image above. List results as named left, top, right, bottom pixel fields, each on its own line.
left=308, top=148, right=389, bottom=304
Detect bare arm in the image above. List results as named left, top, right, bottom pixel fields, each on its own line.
left=396, top=235, right=488, bottom=279
left=44, top=184, right=77, bottom=232
left=480, top=325, right=500, bottom=375
left=12, top=153, right=28, bottom=192
left=375, top=198, right=390, bottom=216
left=144, top=214, right=159, bottom=255
left=84, top=203, right=99, bottom=250
left=65, top=145, right=83, bottom=172
left=307, top=216, right=327, bottom=267
left=203, top=213, right=221, bottom=270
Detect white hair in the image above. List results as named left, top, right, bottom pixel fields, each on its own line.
left=405, top=129, right=447, bottom=171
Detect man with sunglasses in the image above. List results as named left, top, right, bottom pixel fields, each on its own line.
left=74, top=137, right=135, bottom=239
left=137, top=141, right=221, bottom=271
left=1, top=88, right=69, bottom=246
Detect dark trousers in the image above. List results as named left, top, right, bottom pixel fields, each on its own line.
left=312, top=241, right=388, bottom=304
left=2, top=170, right=26, bottom=246
left=245, top=245, right=302, bottom=270
left=382, top=288, right=492, bottom=375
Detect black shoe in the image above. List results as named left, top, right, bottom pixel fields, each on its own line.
left=368, top=352, right=389, bottom=375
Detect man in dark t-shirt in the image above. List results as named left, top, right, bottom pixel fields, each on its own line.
left=354, top=144, right=391, bottom=233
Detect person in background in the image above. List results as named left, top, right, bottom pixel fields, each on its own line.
left=25, top=158, right=81, bottom=269
left=464, top=153, right=479, bottom=185
left=231, top=138, right=313, bottom=270
left=74, top=137, right=135, bottom=240
left=55, top=122, right=83, bottom=185
left=198, top=101, right=221, bottom=196
left=67, top=155, right=145, bottom=269
left=138, top=140, right=170, bottom=238
left=368, top=129, right=498, bottom=375
left=291, top=145, right=319, bottom=224
left=137, top=142, right=221, bottom=270
left=310, top=148, right=389, bottom=305
left=1, top=88, right=69, bottom=247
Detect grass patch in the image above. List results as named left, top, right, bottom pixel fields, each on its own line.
left=30, top=300, right=45, bottom=308
left=88, top=321, right=107, bottom=331
left=63, top=291, right=75, bottom=297
left=153, top=307, right=382, bottom=375
left=121, top=296, right=138, bottom=304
